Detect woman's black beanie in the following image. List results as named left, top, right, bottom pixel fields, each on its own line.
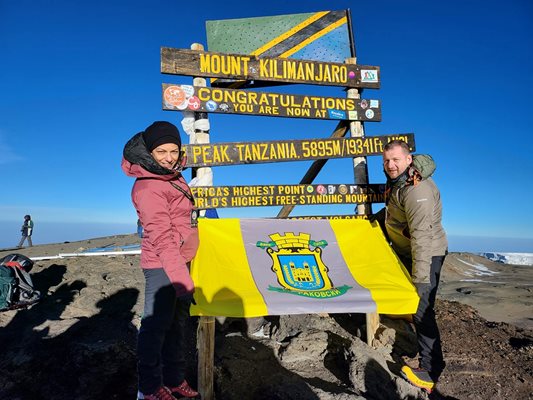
left=142, top=121, right=182, bottom=152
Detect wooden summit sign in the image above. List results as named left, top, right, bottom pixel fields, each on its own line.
left=162, top=84, right=381, bottom=121
left=190, top=183, right=385, bottom=209
left=161, top=48, right=380, bottom=89
left=177, top=12, right=391, bottom=393
left=184, top=134, right=414, bottom=167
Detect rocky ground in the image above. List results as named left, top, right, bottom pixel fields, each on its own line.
left=0, top=235, right=531, bottom=399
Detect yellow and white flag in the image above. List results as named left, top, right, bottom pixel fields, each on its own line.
left=190, top=218, right=418, bottom=317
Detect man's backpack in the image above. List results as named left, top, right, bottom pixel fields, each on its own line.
left=0, top=254, right=41, bottom=311
left=411, top=154, right=436, bottom=179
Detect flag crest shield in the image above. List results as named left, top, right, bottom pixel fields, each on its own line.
left=257, top=232, right=347, bottom=298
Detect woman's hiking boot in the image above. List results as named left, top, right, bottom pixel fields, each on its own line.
left=137, top=386, right=176, bottom=400
left=168, top=380, right=200, bottom=398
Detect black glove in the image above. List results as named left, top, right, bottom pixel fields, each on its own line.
left=180, top=292, right=196, bottom=305
left=368, top=208, right=391, bottom=243
left=368, top=207, right=385, bottom=223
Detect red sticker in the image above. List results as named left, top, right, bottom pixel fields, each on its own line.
left=188, top=96, right=201, bottom=110
left=317, top=185, right=327, bottom=195
left=164, top=86, right=187, bottom=108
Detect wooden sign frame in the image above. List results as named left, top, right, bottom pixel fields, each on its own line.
left=161, top=48, right=380, bottom=89
left=191, top=183, right=385, bottom=209
left=162, top=84, right=381, bottom=121
left=184, top=134, right=414, bottom=167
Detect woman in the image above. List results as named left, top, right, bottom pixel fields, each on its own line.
left=122, top=121, right=199, bottom=400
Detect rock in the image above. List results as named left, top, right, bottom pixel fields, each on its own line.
left=0, top=240, right=532, bottom=399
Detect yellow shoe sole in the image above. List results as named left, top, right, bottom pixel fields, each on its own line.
left=401, top=366, right=434, bottom=393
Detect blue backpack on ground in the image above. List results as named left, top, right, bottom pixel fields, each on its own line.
left=0, top=254, right=41, bottom=311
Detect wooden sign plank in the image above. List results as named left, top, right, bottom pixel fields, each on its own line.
left=161, top=48, right=380, bottom=89
left=184, top=134, right=414, bottom=167
left=190, top=184, right=385, bottom=209
left=162, top=84, right=381, bottom=121
left=285, top=215, right=369, bottom=220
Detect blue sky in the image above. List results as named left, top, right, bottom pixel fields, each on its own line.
left=1, top=0, right=532, bottom=252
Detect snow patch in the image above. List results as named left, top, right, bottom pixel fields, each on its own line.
left=457, top=259, right=498, bottom=276
left=479, top=252, right=533, bottom=266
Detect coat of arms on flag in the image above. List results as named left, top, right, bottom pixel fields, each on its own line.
left=257, top=232, right=351, bottom=298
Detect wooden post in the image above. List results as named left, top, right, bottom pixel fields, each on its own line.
left=345, top=57, right=371, bottom=216
left=190, top=43, right=212, bottom=185
left=366, top=312, right=380, bottom=347
left=196, top=315, right=215, bottom=400
left=190, top=43, right=216, bottom=400
left=346, top=57, right=379, bottom=346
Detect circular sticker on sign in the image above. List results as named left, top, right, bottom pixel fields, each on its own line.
left=317, top=185, right=327, bottom=195
left=181, top=85, right=195, bottom=97
left=188, top=96, right=201, bottom=110
left=164, top=86, right=187, bottom=109
left=306, top=185, right=314, bottom=193
left=360, top=99, right=368, bottom=109
left=338, top=185, right=348, bottom=195
left=206, top=100, right=218, bottom=112
left=348, top=71, right=356, bottom=79
left=365, top=109, right=375, bottom=119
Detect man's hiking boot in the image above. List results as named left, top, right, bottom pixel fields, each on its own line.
left=137, top=386, right=176, bottom=400
left=168, top=380, right=200, bottom=398
left=400, top=366, right=435, bottom=393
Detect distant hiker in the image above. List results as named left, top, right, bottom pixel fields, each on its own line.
left=374, top=140, right=447, bottom=393
left=137, top=219, right=144, bottom=238
left=17, top=215, right=34, bottom=248
left=122, top=121, right=199, bottom=400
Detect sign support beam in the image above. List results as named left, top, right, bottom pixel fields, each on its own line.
left=190, top=43, right=216, bottom=400
left=346, top=56, right=379, bottom=346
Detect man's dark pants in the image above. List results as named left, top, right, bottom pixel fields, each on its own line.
left=403, top=255, right=446, bottom=381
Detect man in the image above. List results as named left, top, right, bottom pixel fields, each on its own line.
left=17, top=215, right=34, bottom=248
left=379, top=140, right=447, bottom=393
